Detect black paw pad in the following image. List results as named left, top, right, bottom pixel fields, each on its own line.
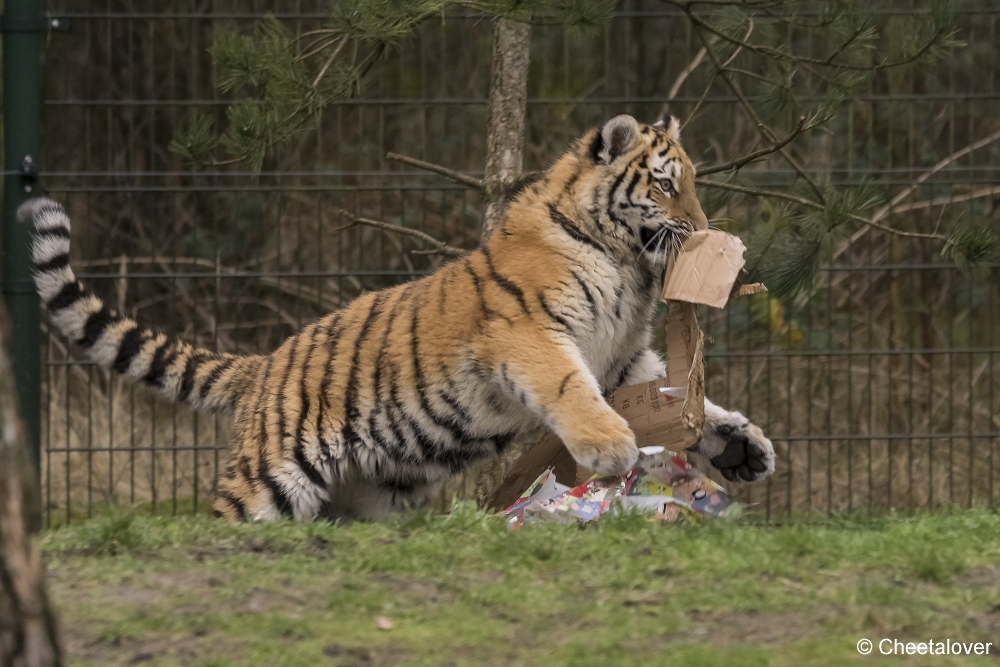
left=710, top=427, right=769, bottom=482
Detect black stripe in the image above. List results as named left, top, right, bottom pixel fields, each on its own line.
left=275, top=333, right=304, bottom=461
left=294, top=330, right=328, bottom=490
left=367, top=290, right=416, bottom=464
left=270, top=334, right=302, bottom=514
left=482, top=246, right=530, bottom=315
left=237, top=456, right=253, bottom=484
left=199, top=357, right=236, bottom=399
left=439, top=370, right=474, bottom=423
left=624, top=169, right=642, bottom=202
left=254, top=356, right=294, bottom=518
left=547, top=204, right=607, bottom=255
left=178, top=352, right=209, bottom=403
left=293, top=423, right=327, bottom=489
left=78, top=307, right=118, bottom=348
left=607, top=167, right=629, bottom=204
left=570, top=271, right=598, bottom=319
left=409, top=301, right=479, bottom=446
left=537, top=290, right=574, bottom=335
left=463, top=259, right=485, bottom=317
left=47, top=280, right=85, bottom=312
left=558, top=371, right=577, bottom=398
left=606, top=157, right=642, bottom=231
left=373, top=290, right=408, bottom=400
left=35, top=253, right=70, bottom=274
left=588, top=128, right=604, bottom=162
left=342, top=293, right=386, bottom=434
left=143, top=341, right=178, bottom=388
left=384, top=380, right=423, bottom=465
left=111, top=326, right=145, bottom=374
left=34, top=227, right=71, bottom=243
left=615, top=350, right=643, bottom=389
left=220, top=492, right=249, bottom=522
left=316, top=313, right=345, bottom=460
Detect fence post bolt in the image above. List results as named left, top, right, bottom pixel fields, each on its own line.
left=1, top=0, right=42, bottom=477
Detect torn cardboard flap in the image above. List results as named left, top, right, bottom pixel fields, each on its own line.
left=661, top=230, right=746, bottom=309
left=607, top=301, right=704, bottom=451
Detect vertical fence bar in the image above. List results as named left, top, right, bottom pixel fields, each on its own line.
left=1, top=0, right=42, bottom=478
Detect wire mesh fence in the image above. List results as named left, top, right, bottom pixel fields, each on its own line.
left=34, top=0, right=1000, bottom=524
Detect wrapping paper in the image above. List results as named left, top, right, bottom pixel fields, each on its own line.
left=503, top=446, right=740, bottom=527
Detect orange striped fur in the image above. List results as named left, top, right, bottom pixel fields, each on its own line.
left=24, top=114, right=775, bottom=522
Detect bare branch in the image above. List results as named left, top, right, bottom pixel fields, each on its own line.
left=871, top=128, right=1000, bottom=225
left=884, top=185, right=1000, bottom=217
left=696, top=178, right=946, bottom=241
left=832, top=128, right=1000, bottom=259
left=333, top=210, right=468, bottom=258
left=698, top=115, right=807, bottom=176
left=667, top=45, right=708, bottom=100
left=385, top=152, right=484, bottom=191
left=682, top=23, right=751, bottom=126
left=695, top=177, right=819, bottom=208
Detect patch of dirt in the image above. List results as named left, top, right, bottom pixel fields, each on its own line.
left=963, top=565, right=1000, bottom=587
left=650, top=607, right=840, bottom=649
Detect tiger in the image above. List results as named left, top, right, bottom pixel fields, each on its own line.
left=22, top=113, right=775, bottom=523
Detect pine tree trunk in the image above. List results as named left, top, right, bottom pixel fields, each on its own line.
left=480, top=17, right=531, bottom=239
left=0, top=306, right=62, bottom=667
left=469, top=17, right=542, bottom=505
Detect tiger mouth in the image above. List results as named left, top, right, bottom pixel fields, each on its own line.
left=639, top=226, right=661, bottom=248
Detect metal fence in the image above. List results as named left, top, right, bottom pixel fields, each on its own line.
left=20, top=1, right=1000, bottom=524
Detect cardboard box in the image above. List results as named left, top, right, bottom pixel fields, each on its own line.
left=488, top=230, right=762, bottom=510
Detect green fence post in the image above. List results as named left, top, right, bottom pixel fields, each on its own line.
left=1, top=0, right=42, bottom=476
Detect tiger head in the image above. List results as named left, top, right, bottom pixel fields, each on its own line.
left=572, top=113, right=708, bottom=266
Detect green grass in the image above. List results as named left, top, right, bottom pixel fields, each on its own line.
left=44, top=505, right=1000, bottom=666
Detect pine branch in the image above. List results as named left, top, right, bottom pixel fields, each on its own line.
left=665, top=0, right=957, bottom=72
left=690, top=17, right=828, bottom=203
left=385, top=152, right=484, bottom=190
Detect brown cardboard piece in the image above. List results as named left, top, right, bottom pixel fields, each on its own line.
left=488, top=230, right=760, bottom=510
left=607, top=301, right=704, bottom=450
left=661, top=230, right=746, bottom=309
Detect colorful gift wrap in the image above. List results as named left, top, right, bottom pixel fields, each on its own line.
left=503, top=446, right=740, bottom=526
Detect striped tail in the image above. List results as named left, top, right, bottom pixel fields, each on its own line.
left=19, top=197, right=252, bottom=413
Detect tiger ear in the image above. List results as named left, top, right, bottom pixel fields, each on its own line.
left=655, top=114, right=682, bottom=142
left=592, top=114, right=640, bottom=164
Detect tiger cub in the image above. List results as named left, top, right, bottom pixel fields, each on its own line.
left=23, top=113, right=775, bottom=522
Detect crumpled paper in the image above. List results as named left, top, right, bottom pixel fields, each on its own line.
left=503, top=446, right=740, bottom=527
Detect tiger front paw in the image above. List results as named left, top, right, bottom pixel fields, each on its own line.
left=697, top=416, right=775, bottom=483
left=562, top=411, right=639, bottom=477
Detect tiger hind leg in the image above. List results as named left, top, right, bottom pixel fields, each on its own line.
left=211, top=462, right=330, bottom=522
